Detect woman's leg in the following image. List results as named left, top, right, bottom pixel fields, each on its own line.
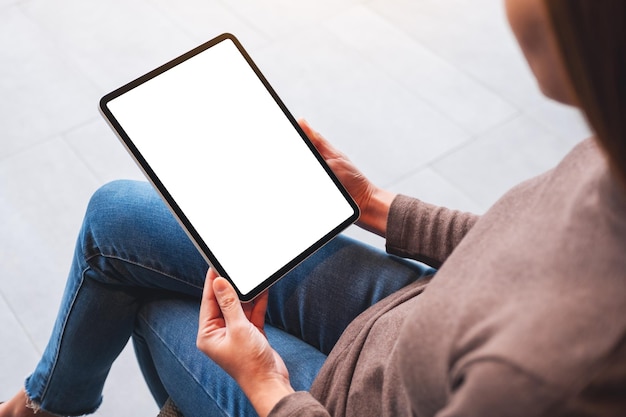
left=133, top=298, right=327, bottom=417
left=20, top=178, right=433, bottom=416
left=133, top=235, right=434, bottom=417
left=266, top=234, right=436, bottom=354
left=21, top=180, right=209, bottom=416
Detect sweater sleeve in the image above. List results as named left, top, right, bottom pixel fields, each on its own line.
left=268, top=392, right=330, bottom=417
left=386, top=195, right=479, bottom=267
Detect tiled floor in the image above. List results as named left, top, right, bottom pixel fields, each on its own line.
left=0, top=0, right=591, bottom=415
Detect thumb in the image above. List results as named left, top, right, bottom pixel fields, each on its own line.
left=213, top=277, right=245, bottom=326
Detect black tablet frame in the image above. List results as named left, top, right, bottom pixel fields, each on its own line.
left=99, top=33, right=360, bottom=301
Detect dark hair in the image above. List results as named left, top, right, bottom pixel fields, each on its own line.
left=544, top=0, right=626, bottom=184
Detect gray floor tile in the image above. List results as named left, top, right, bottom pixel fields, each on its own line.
left=21, top=0, right=196, bottom=93
left=0, top=137, right=97, bottom=245
left=148, top=0, right=269, bottom=49
left=0, top=295, right=40, bottom=396
left=432, top=114, right=582, bottom=209
left=524, top=99, right=592, bottom=143
left=0, top=0, right=18, bottom=9
left=325, top=5, right=519, bottom=136
left=220, top=0, right=366, bottom=41
left=0, top=138, right=100, bottom=350
left=63, top=119, right=146, bottom=184
left=0, top=6, right=99, bottom=160
left=370, top=0, right=545, bottom=108
left=389, top=167, right=485, bottom=214
left=0, top=209, right=68, bottom=350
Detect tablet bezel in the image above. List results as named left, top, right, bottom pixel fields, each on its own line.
left=99, top=33, right=360, bottom=301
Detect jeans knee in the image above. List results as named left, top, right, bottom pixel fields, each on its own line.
left=80, top=180, right=154, bottom=248
left=88, top=180, right=148, bottom=210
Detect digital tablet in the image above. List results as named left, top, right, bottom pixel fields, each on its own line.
left=99, top=33, right=359, bottom=301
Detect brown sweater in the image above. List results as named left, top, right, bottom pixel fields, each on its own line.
left=269, top=139, right=626, bottom=417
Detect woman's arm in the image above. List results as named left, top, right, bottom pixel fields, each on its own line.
left=386, top=196, right=479, bottom=268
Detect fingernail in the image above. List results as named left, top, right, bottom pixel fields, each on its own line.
left=214, top=278, right=229, bottom=293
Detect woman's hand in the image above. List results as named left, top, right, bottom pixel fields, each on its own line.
left=299, top=119, right=396, bottom=237
left=197, top=268, right=294, bottom=417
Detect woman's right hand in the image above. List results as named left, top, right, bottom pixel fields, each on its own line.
left=197, top=269, right=294, bottom=417
left=298, top=119, right=396, bottom=237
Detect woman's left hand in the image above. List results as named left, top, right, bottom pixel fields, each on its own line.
left=197, top=268, right=294, bottom=417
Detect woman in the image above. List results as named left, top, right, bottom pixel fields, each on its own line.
left=2, top=0, right=625, bottom=415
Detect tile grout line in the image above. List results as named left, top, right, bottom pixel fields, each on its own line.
left=364, top=2, right=532, bottom=114
left=381, top=110, right=524, bottom=192
left=0, top=116, right=96, bottom=168
left=0, top=290, right=44, bottom=356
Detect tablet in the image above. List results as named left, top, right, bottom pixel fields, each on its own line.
left=99, top=33, right=359, bottom=301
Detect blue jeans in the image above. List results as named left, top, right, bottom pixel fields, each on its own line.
left=24, top=180, right=434, bottom=417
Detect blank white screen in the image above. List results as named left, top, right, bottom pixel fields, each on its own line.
left=106, top=38, right=355, bottom=296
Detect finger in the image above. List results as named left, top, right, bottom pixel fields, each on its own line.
left=199, top=268, right=221, bottom=325
left=298, top=119, right=326, bottom=150
left=298, top=118, right=313, bottom=134
left=250, top=291, right=269, bottom=330
left=213, top=277, right=248, bottom=328
left=298, top=119, right=342, bottom=159
left=207, top=267, right=219, bottom=280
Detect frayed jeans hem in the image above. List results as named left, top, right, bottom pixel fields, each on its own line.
left=24, top=385, right=102, bottom=417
